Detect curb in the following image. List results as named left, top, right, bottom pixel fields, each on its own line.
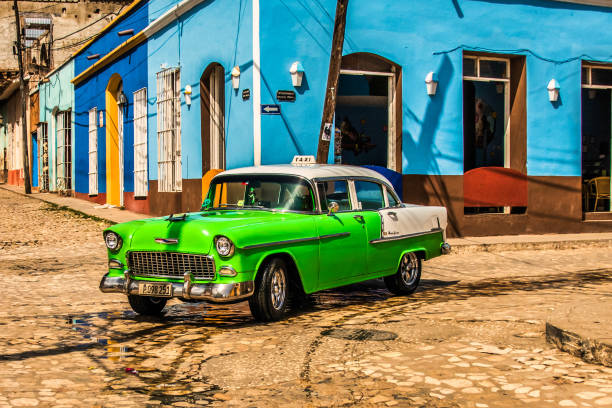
left=0, top=184, right=117, bottom=225
left=545, top=322, right=612, bottom=367
left=451, top=239, right=612, bottom=254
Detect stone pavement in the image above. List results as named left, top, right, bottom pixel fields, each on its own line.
left=1, top=187, right=612, bottom=407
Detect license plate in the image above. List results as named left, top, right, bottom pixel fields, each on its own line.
left=139, top=282, right=173, bottom=297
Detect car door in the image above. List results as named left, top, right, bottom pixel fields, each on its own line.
left=353, top=180, right=397, bottom=275
left=315, top=179, right=368, bottom=288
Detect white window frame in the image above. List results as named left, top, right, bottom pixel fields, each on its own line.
left=55, top=110, right=72, bottom=191
left=88, top=108, right=98, bottom=195
left=582, top=64, right=612, bottom=90
left=133, top=88, right=148, bottom=197
left=339, top=69, right=398, bottom=171
left=38, top=122, right=49, bottom=192
left=463, top=55, right=511, bottom=169
left=156, top=67, right=182, bottom=192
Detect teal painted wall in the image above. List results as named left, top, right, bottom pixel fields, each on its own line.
left=39, top=60, right=75, bottom=191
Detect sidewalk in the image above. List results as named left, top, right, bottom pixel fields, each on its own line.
left=3, top=182, right=612, bottom=251
left=0, top=183, right=147, bottom=224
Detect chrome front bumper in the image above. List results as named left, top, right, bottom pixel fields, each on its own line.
left=99, top=272, right=254, bottom=303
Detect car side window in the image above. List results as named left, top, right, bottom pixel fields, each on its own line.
left=354, top=181, right=385, bottom=210
left=386, top=189, right=399, bottom=207
left=317, top=180, right=352, bottom=211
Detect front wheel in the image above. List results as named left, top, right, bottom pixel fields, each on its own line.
left=249, top=257, right=289, bottom=322
left=127, top=295, right=167, bottom=315
left=384, top=252, right=421, bottom=295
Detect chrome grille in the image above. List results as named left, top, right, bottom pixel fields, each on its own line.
left=127, top=251, right=215, bottom=280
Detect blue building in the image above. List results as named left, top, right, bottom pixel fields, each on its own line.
left=71, top=0, right=612, bottom=236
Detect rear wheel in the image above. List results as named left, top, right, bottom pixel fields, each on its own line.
left=127, top=295, right=167, bottom=315
left=384, top=252, right=421, bottom=295
left=249, top=257, right=289, bottom=322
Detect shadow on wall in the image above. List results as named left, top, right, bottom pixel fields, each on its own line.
left=403, top=54, right=461, bottom=236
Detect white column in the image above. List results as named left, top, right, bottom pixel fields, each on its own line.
left=252, top=0, right=261, bottom=166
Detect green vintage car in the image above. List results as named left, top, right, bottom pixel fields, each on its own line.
left=100, top=163, right=450, bottom=321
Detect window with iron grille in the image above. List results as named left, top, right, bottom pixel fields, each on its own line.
left=38, top=122, right=49, bottom=191
left=88, top=108, right=98, bottom=195
left=156, top=68, right=181, bottom=192
left=133, top=88, right=148, bottom=197
left=55, top=110, right=72, bottom=191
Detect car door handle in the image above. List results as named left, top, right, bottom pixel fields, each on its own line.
left=353, top=214, right=364, bottom=222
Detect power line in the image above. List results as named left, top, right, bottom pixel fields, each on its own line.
left=54, top=8, right=123, bottom=42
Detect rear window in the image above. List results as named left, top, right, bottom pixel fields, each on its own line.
left=354, top=180, right=385, bottom=210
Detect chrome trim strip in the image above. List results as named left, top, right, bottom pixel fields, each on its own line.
left=99, top=274, right=255, bottom=303
left=319, top=232, right=351, bottom=240
left=108, top=259, right=123, bottom=269
left=242, top=232, right=351, bottom=250
left=242, top=236, right=319, bottom=250
left=369, top=228, right=443, bottom=244
left=155, top=238, right=179, bottom=244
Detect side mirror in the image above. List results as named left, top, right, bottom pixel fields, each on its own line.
left=327, top=201, right=339, bottom=215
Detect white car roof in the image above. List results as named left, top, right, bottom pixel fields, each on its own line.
left=218, top=164, right=392, bottom=186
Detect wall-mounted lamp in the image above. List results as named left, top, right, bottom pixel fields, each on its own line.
left=290, top=61, right=304, bottom=87
left=87, top=54, right=101, bottom=60
left=425, top=72, right=438, bottom=96
left=99, top=110, right=104, bottom=127
left=117, top=91, right=128, bottom=114
left=547, top=79, right=560, bottom=102
left=184, top=85, right=192, bottom=106
left=231, top=66, right=240, bottom=90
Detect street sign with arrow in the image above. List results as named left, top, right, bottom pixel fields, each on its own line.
left=261, top=104, right=281, bottom=115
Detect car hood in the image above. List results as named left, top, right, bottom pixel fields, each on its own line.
left=125, top=210, right=307, bottom=253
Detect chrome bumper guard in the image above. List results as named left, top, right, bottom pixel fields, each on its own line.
left=441, top=242, right=452, bottom=255
left=99, top=272, right=255, bottom=303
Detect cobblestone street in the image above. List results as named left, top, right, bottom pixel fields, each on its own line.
left=1, top=188, right=612, bottom=407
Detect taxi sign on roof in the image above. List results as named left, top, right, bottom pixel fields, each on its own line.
left=291, top=155, right=316, bottom=166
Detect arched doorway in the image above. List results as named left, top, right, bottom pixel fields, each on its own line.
left=335, top=53, right=402, bottom=171
left=105, top=73, right=124, bottom=207
left=200, top=63, right=226, bottom=198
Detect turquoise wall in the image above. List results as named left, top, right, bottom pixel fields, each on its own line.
left=39, top=60, right=75, bottom=191
left=146, top=0, right=253, bottom=181
left=259, top=0, right=612, bottom=176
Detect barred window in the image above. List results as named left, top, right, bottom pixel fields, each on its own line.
left=88, top=108, right=98, bottom=195
left=156, top=68, right=181, bottom=192
left=133, top=88, right=148, bottom=197
left=56, top=110, right=72, bottom=191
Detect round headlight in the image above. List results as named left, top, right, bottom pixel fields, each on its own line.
left=215, top=236, right=234, bottom=257
left=104, top=231, right=122, bottom=251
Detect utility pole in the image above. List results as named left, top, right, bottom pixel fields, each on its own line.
left=316, top=0, right=348, bottom=164
left=13, top=0, right=31, bottom=194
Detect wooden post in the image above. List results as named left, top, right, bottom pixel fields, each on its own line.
left=316, top=0, right=348, bottom=164
left=13, top=0, right=31, bottom=194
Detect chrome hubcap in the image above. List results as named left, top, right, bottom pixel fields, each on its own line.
left=400, top=252, right=418, bottom=286
left=270, top=266, right=287, bottom=310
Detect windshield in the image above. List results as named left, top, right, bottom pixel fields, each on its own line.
left=203, top=175, right=316, bottom=212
